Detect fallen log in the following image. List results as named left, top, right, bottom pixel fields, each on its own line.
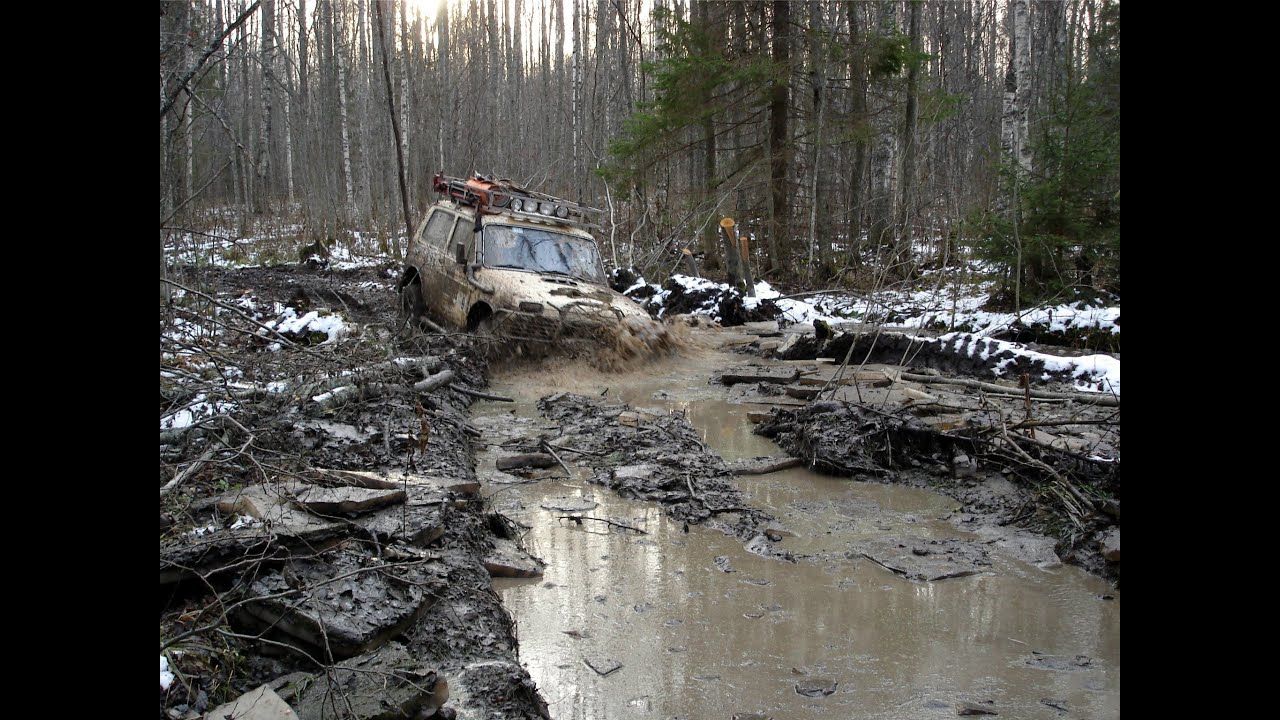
left=900, top=372, right=1119, bottom=407
left=784, top=386, right=821, bottom=400
left=496, top=453, right=557, bottom=471
left=311, top=369, right=455, bottom=410
left=453, top=386, right=514, bottom=402
left=726, top=456, right=803, bottom=475
left=721, top=368, right=800, bottom=386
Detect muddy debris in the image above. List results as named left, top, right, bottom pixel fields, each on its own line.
left=621, top=272, right=780, bottom=326
left=584, top=656, right=624, bottom=677
left=285, top=642, right=450, bottom=720
left=857, top=536, right=992, bottom=582
left=496, top=453, right=558, bottom=471
left=1024, top=652, right=1093, bottom=671
left=533, top=392, right=794, bottom=561
left=538, top=496, right=599, bottom=513
left=794, top=679, right=839, bottom=698
left=234, top=546, right=447, bottom=659
left=957, top=700, right=1000, bottom=716
left=161, top=264, right=551, bottom=720
left=483, top=537, right=547, bottom=578
left=770, top=327, right=1115, bottom=392
left=202, top=684, right=298, bottom=720
left=287, top=484, right=406, bottom=515
left=755, top=395, right=1120, bottom=582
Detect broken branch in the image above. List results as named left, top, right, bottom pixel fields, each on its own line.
left=556, top=516, right=647, bottom=534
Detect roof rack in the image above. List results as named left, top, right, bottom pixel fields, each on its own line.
left=432, top=172, right=603, bottom=230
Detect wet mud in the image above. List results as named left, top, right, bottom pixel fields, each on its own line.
left=160, top=263, right=550, bottom=720
left=163, top=262, right=1119, bottom=719
left=471, top=341, right=1120, bottom=720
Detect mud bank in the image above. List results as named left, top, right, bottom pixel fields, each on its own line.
left=160, top=263, right=550, bottom=719
left=748, top=348, right=1121, bottom=584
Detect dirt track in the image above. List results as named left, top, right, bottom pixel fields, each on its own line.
left=160, top=261, right=1119, bottom=718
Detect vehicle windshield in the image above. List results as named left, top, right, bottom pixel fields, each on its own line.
left=482, top=224, right=605, bottom=284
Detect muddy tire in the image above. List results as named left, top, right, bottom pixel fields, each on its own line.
left=400, top=279, right=426, bottom=331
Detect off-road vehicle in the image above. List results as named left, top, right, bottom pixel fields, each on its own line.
left=397, top=174, right=668, bottom=356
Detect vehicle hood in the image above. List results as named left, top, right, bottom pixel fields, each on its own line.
left=477, top=268, right=650, bottom=321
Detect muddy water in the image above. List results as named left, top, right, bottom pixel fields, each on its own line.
left=473, top=337, right=1119, bottom=720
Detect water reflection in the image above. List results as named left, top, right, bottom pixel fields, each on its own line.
left=479, top=350, right=1119, bottom=719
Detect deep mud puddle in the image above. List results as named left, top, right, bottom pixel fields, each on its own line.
left=471, top=336, right=1119, bottom=719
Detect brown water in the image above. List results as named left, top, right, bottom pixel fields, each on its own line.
left=474, top=336, right=1120, bottom=720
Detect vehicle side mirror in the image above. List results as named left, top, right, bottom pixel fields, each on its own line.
left=455, top=242, right=466, bottom=265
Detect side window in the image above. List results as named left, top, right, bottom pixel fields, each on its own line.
left=451, top=218, right=474, bottom=261
left=424, top=211, right=455, bottom=249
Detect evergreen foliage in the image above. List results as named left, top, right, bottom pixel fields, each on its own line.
left=974, top=1, right=1120, bottom=307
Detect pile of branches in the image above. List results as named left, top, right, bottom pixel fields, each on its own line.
left=756, top=398, right=1119, bottom=564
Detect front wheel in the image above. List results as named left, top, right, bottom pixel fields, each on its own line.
left=400, top=279, right=426, bottom=331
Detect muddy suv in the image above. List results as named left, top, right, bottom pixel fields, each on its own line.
left=397, top=174, right=665, bottom=353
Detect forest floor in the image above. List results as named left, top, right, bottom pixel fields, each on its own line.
left=159, top=254, right=1119, bottom=719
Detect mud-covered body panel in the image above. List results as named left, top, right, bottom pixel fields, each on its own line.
left=402, top=201, right=653, bottom=343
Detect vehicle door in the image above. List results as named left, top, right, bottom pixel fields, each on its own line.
left=415, top=207, right=469, bottom=327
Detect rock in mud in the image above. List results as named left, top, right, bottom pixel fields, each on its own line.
left=584, top=656, right=623, bottom=676
left=483, top=537, right=546, bottom=578
left=203, top=685, right=298, bottom=720
left=1041, top=697, right=1069, bottom=711
left=288, top=484, right=407, bottom=516
left=1024, top=653, right=1092, bottom=671
left=957, top=700, right=999, bottom=715
left=794, top=679, right=838, bottom=698
left=358, top=490, right=449, bottom=546
left=1099, top=527, right=1120, bottom=562
left=496, top=453, right=557, bottom=471
left=858, top=536, right=991, bottom=581
left=291, top=641, right=448, bottom=720
left=447, top=660, right=550, bottom=719
left=235, top=546, right=447, bottom=659
left=973, top=526, right=1061, bottom=568
left=159, top=521, right=345, bottom=585
left=215, top=483, right=347, bottom=537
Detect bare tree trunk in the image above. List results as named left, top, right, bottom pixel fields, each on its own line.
left=896, top=0, right=922, bottom=274
left=846, top=1, right=869, bottom=269
left=438, top=1, right=449, bottom=171
left=807, top=1, right=829, bottom=279
left=183, top=2, right=194, bottom=208
left=375, top=0, right=414, bottom=251
left=335, top=3, right=356, bottom=215
left=284, top=71, right=296, bottom=206
left=869, top=0, right=897, bottom=256
left=399, top=0, right=412, bottom=195
left=766, top=0, right=791, bottom=276
left=700, top=0, right=724, bottom=275
left=238, top=0, right=252, bottom=225
left=1001, top=0, right=1032, bottom=181
left=572, top=0, right=582, bottom=203
left=256, top=0, right=275, bottom=214
left=357, top=0, right=373, bottom=223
